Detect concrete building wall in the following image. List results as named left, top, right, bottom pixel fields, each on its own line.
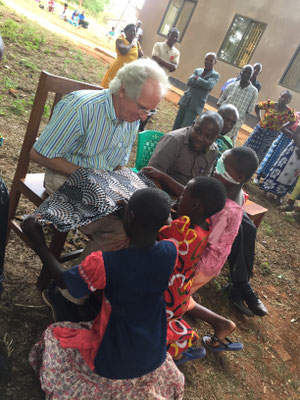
left=139, top=0, right=300, bottom=111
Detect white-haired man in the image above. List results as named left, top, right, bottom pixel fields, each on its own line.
left=29, top=59, right=168, bottom=259
left=30, top=58, right=168, bottom=194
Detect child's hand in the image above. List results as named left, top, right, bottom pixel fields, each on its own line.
left=116, top=198, right=128, bottom=208
left=141, top=166, right=163, bottom=181
left=295, top=169, right=300, bottom=177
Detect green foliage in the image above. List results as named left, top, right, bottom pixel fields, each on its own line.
left=2, top=76, right=17, bottom=89
left=19, top=58, right=39, bottom=71
left=259, top=261, right=272, bottom=275
left=43, top=104, right=50, bottom=119
left=72, top=50, right=84, bottom=63
left=261, top=221, right=273, bottom=235
left=1, top=18, right=45, bottom=51
left=10, top=98, right=26, bottom=116
left=73, top=0, right=110, bottom=15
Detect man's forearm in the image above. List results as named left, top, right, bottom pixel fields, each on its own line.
left=30, top=148, right=80, bottom=176
left=152, top=56, right=176, bottom=72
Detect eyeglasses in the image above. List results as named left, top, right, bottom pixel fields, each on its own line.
left=135, top=102, right=151, bottom=116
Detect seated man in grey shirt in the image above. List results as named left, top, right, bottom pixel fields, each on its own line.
left=148, top=111, right=223, bottom=185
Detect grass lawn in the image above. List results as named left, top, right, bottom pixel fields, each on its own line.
left=0, top=3, right=299, bottom=400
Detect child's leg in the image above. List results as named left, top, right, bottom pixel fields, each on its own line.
left=186, top=303, right=236, bottom=347
left=167, top=318, right=198, bottom=359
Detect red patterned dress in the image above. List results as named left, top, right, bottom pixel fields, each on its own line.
left=158, top=216, right=211, bottom=357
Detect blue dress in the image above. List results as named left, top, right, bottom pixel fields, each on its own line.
left=260, top=142, right=300, bottom=197
left=63, top=240, right=178, bottom=379
left=257, top=133, right=291, bottom=178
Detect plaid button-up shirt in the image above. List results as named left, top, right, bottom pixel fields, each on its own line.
left=217, top=81, right=258, bottom=140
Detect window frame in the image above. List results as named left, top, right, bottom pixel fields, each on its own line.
left=280, top=44, right=300, bottom=93
left=217, top=14, right=267, bottom=68
left=157, top=0, right=198, bottom=43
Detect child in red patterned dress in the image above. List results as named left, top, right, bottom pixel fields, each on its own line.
left=143, top=172, right=240, bottom=364
left=159, top=177, right=226, bottom=364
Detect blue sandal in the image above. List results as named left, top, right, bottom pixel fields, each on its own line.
left=174, top=347, right=206, bottom=365
left=202, top=335, right=243, bottom=352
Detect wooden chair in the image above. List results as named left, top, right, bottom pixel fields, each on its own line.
left=8, top=71, right=102, bottom=290
left=244, top=199, right=268, bottom=228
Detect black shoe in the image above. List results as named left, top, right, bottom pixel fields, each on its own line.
left=43, top=282, right=101, bottom=323
left=224, top=284, right=254, bottom=316
left=243, top=290, right=268, bottom=317
left=228, top=296, right=255, bottom=316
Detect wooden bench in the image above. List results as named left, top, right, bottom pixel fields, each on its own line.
left=244, top=199, right=268, bottom=228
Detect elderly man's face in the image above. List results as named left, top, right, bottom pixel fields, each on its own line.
left=118, top=79, right=162, bottom=123
left=219, top=110, right=237, bottom=135
left=189, top=117, right=220, bottom=153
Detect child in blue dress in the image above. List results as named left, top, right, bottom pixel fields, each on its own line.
left=21, top=188, right=184, bottom=400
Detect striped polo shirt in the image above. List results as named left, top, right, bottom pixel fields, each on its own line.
left=34, top=89, right=139, bottom=171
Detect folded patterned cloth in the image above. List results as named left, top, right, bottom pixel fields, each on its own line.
left=35, top=167, right=156, bottom=232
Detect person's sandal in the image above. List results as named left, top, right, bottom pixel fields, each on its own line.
left=174, top=347, right=206, bottom=365
left=202, top=335, right=243, bottom=352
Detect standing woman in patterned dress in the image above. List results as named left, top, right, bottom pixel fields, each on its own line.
left=259, top=124, right=300, bottom=203
left=253, top=112, right=299, bottom=184
left=243, top=91, right=296, bottom=174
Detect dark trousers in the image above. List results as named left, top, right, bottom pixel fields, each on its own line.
left=79, top=20, right=89, bottom=29
left=0, top=178, right=9, bottom=296
left=228, top=211, right=256, bottom=285
left=172, top=105, right=198, bottom=130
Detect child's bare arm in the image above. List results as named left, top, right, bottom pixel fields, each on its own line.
left=21, top=215, right=66, bottom=288
left=142, top=166, right=184, bottom=197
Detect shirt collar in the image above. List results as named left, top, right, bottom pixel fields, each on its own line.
left=163, top=40, right=172, bottom=50
left=106, top=89, right=119, bottom=125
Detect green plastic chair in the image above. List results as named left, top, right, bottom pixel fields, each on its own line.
left=133, top=130, right=164, bottom=172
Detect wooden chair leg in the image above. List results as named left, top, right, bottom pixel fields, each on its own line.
left=36, top=230, right=68, bottom=291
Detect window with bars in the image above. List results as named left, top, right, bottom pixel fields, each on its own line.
left=280, top=45, right=300, bottom=93
left=218, top=15, right=266, bottom=68
left=158, top=0, right=197, bottom=42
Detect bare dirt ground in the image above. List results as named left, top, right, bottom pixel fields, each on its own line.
left=0, top=4, right=299, bottom=400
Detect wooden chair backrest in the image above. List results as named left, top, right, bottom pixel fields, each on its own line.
left=14, top=70, right=102, bottom=182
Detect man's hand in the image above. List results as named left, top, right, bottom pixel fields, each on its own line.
left=30, top=148, right=79, bottom=177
